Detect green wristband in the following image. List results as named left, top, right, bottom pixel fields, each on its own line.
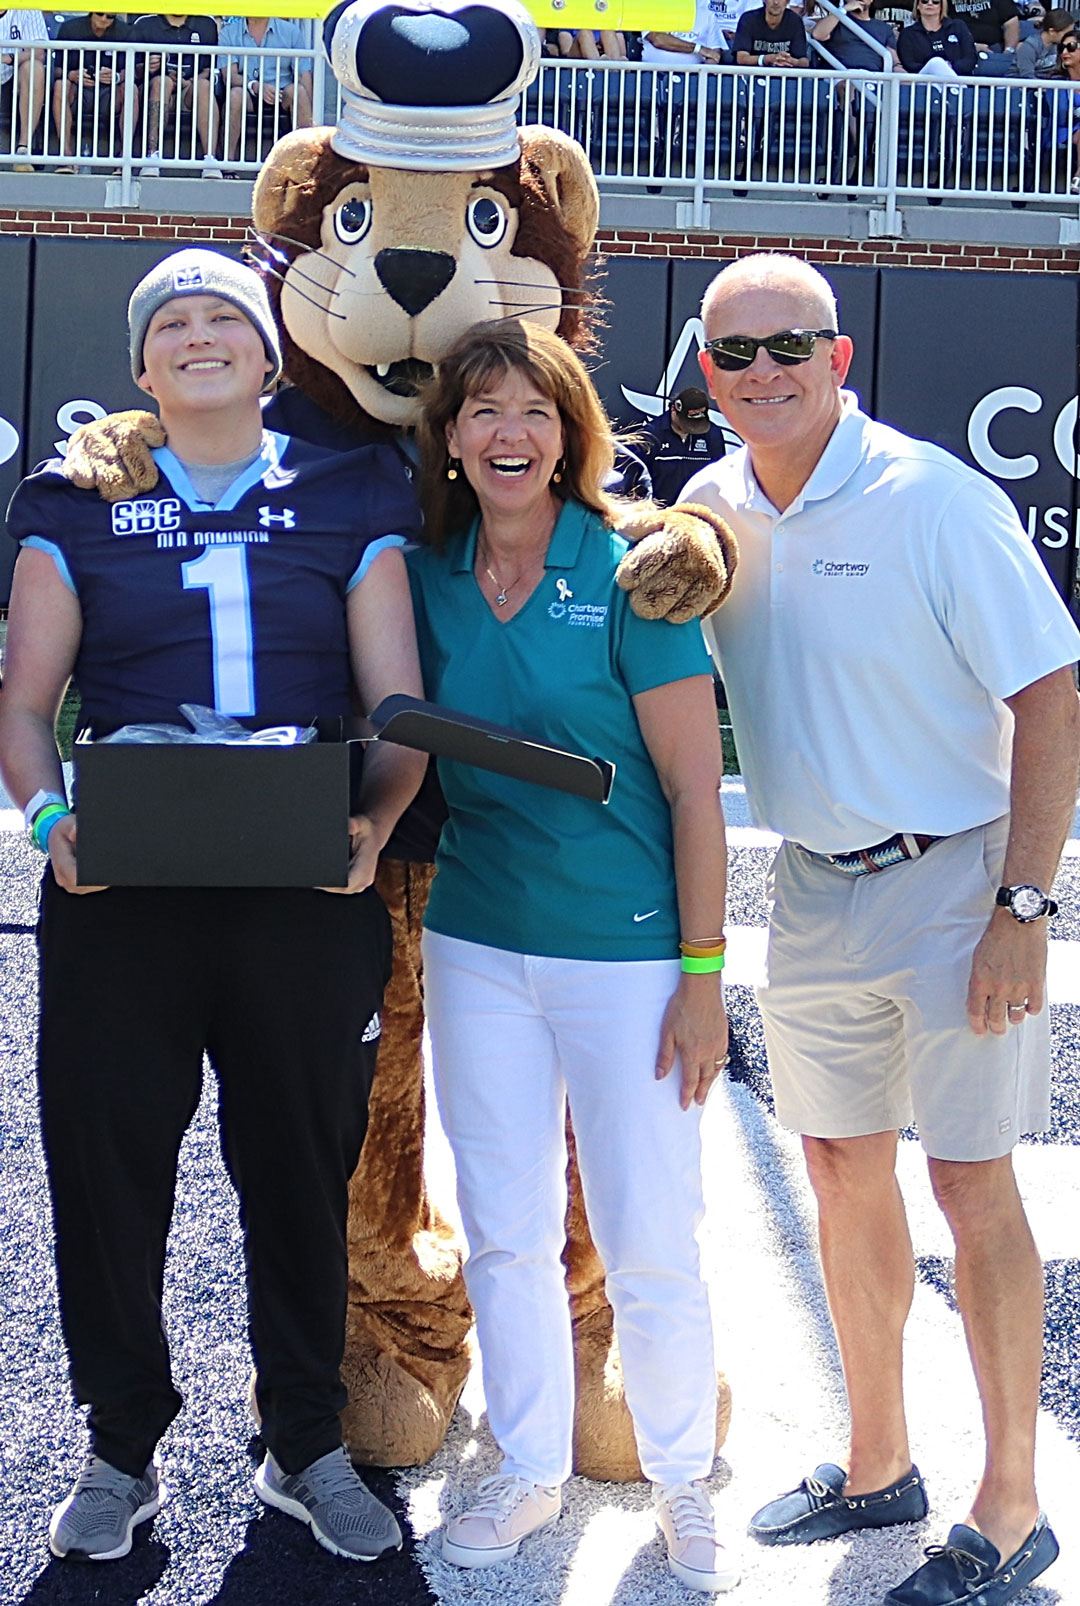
left=31, top=804, right=71, bottom=854
left=681, top=952, right=725, bottom=974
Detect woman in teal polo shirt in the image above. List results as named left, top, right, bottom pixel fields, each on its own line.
left=409, top=323, right=735, bottom=1595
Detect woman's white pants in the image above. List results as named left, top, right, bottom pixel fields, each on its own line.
left=422, top=930, right=718, bottom=1488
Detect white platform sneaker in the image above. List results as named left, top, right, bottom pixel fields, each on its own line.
left=442, top=1473, right=562, bottom=1567
left=656, top=1481, right=740, bottom=1593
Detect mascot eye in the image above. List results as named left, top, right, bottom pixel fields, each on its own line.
left=466, top=196, right=508, bottom=249
left=334, top=197, right=372, bottom=245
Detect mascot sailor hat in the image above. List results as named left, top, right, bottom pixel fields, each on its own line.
left=324, top=0, right=541, bottom=171
left=251, top=0, right=598, bottom=432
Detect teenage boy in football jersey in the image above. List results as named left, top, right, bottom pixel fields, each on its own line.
left=0, top=249, right=426, bottom=1565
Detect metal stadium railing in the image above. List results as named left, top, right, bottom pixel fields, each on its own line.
left=2, top=41, right=1079, bottom=227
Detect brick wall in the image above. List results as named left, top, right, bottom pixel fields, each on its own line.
left=0, top=210, right=248, bottom=242
left=594, top=227, right=1080, bottom=273
left=3, top=208, right=1080, bottom=271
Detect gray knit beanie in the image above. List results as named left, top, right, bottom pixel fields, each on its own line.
left=128, top=249, right=283, bottom=390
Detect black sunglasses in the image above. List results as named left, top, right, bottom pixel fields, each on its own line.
left=703, top=328, right=839, bottom=370
left=1063, top=37, right=1079, bottom=49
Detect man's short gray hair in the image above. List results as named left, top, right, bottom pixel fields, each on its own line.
left=702, top=254, right=839, bottom=333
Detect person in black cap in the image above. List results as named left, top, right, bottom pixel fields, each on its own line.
left=636, top=387, right=728, bottom=508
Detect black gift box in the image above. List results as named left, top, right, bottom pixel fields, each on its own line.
left=73, top=696, right=615, bottom=889
left=74, top=737, right=361, bottom=889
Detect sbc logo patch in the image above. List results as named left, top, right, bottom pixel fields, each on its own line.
left=173, top=265, right=205, bottom=291
left=112, top=498, right=182, bottom=537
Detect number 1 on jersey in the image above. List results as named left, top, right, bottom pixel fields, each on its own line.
left=181, top=545, right=256, bottom=717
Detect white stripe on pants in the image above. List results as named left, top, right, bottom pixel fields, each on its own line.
left=422, top=929, right=717, bottom=1487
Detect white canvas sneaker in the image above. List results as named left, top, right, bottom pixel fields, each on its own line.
left=656, top=1481, right=740, bottom=1593
left=442, top=1474, right=562, bottom=1567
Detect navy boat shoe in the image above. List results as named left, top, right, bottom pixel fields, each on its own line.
left=748, top=1462, right=928, bottom=1546
left=884, top=1515, right=1059, bottom=1605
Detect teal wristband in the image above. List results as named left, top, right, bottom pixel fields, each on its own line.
left=31, top=804, right=71, bottom=854
left=681, top=952, right=725, bottom=974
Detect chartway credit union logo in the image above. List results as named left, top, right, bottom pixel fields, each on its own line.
left=812, top=558, right=870, bottom=577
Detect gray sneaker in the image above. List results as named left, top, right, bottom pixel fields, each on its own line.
left=255, top=1446, right=402, bottom=1561
left=49, top=1455, right=162, bottom=1561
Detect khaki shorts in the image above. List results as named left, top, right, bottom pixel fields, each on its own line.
left=758, top=817, right=1051, bottom=1161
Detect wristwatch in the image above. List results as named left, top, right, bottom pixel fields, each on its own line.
left=995, top=884, right=1058, bottom=922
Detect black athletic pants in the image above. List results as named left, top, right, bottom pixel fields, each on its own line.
left=36, top=872, right=391, bottom=1478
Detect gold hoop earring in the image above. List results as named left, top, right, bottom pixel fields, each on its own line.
left=446, top=458, right=460, bottom=482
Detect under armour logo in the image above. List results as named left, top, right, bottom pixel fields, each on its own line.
left=172, top=265, right=205, bottom=291
left=258, top=506, right=296, bottom=529
left=556, top=577, right=573, bottom=602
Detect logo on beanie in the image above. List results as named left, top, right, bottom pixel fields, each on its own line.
left=172, top=264, right=206, bottom=292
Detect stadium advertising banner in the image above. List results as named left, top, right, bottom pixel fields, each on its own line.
left=94, top=2, right=696, bottom=23
left=876, top=269, right=1080, bottom=600
left=0, top=240, right=31, bottom=602
left=2, top=242, right=1078, bottom=606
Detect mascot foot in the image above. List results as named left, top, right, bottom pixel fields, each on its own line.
left=340, top=1320, right=471, bottom=1469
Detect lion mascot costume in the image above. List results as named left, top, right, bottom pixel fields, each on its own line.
left=64, top=0, right=735, bottom=1481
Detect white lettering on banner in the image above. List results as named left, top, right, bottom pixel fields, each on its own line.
left=1024, top=506, right=1080, bottom=549
left=0, top=414, right=18, bottom=469
left=966, top=387, right=1041, bottom=480
left=55, top=399, right=107, bottom=457
left=966, top=387, right=1080, bottom=481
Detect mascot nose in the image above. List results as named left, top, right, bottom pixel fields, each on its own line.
left=374, top=249, right=457, bottom=317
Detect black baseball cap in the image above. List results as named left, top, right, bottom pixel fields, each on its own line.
left=671, top=386, right=712, bottom=433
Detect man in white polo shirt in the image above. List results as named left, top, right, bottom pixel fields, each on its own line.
left=682, top=253, right=1080, bottom=1606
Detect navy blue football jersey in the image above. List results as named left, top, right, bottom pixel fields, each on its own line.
left=6, top=431, right=420, bottom=736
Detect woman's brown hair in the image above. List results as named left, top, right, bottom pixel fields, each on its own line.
left=417, top=321, right=618, bottom=551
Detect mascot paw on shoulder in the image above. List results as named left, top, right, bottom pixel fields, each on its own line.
left=60, top=0, right=732, bottom=1481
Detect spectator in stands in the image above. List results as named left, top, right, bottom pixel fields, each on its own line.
left=813, top=0, right=900, bottom=64
left=733, top=0, right=812, bottom=67
left=131, top=12, right=219, bottom=179
left=554, top=29, right=628, bottom=57
left=1051, top=29, right=1080, bottom=186
left=0, top=8, right=47, bottom=169
left=703, top=0, right=746, bottom=56
left=643, top=0, right=730, bottom=63
left=52, top=12, right=134, bottom=169
left=951, top=0, right=1020, bottom=58
left=898, top=0, right=978, bottom=72
left=636, top=386, right=728, bottom=507
left=1016, top=6, right=1076, bottom=72
left=217, top=15, right=312, bottom=166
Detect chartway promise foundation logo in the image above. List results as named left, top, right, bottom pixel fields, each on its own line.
left=812, top=559, right=870, bottom=577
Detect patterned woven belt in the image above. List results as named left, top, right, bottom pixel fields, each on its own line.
left=799, top=832, right=943, bottom=876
